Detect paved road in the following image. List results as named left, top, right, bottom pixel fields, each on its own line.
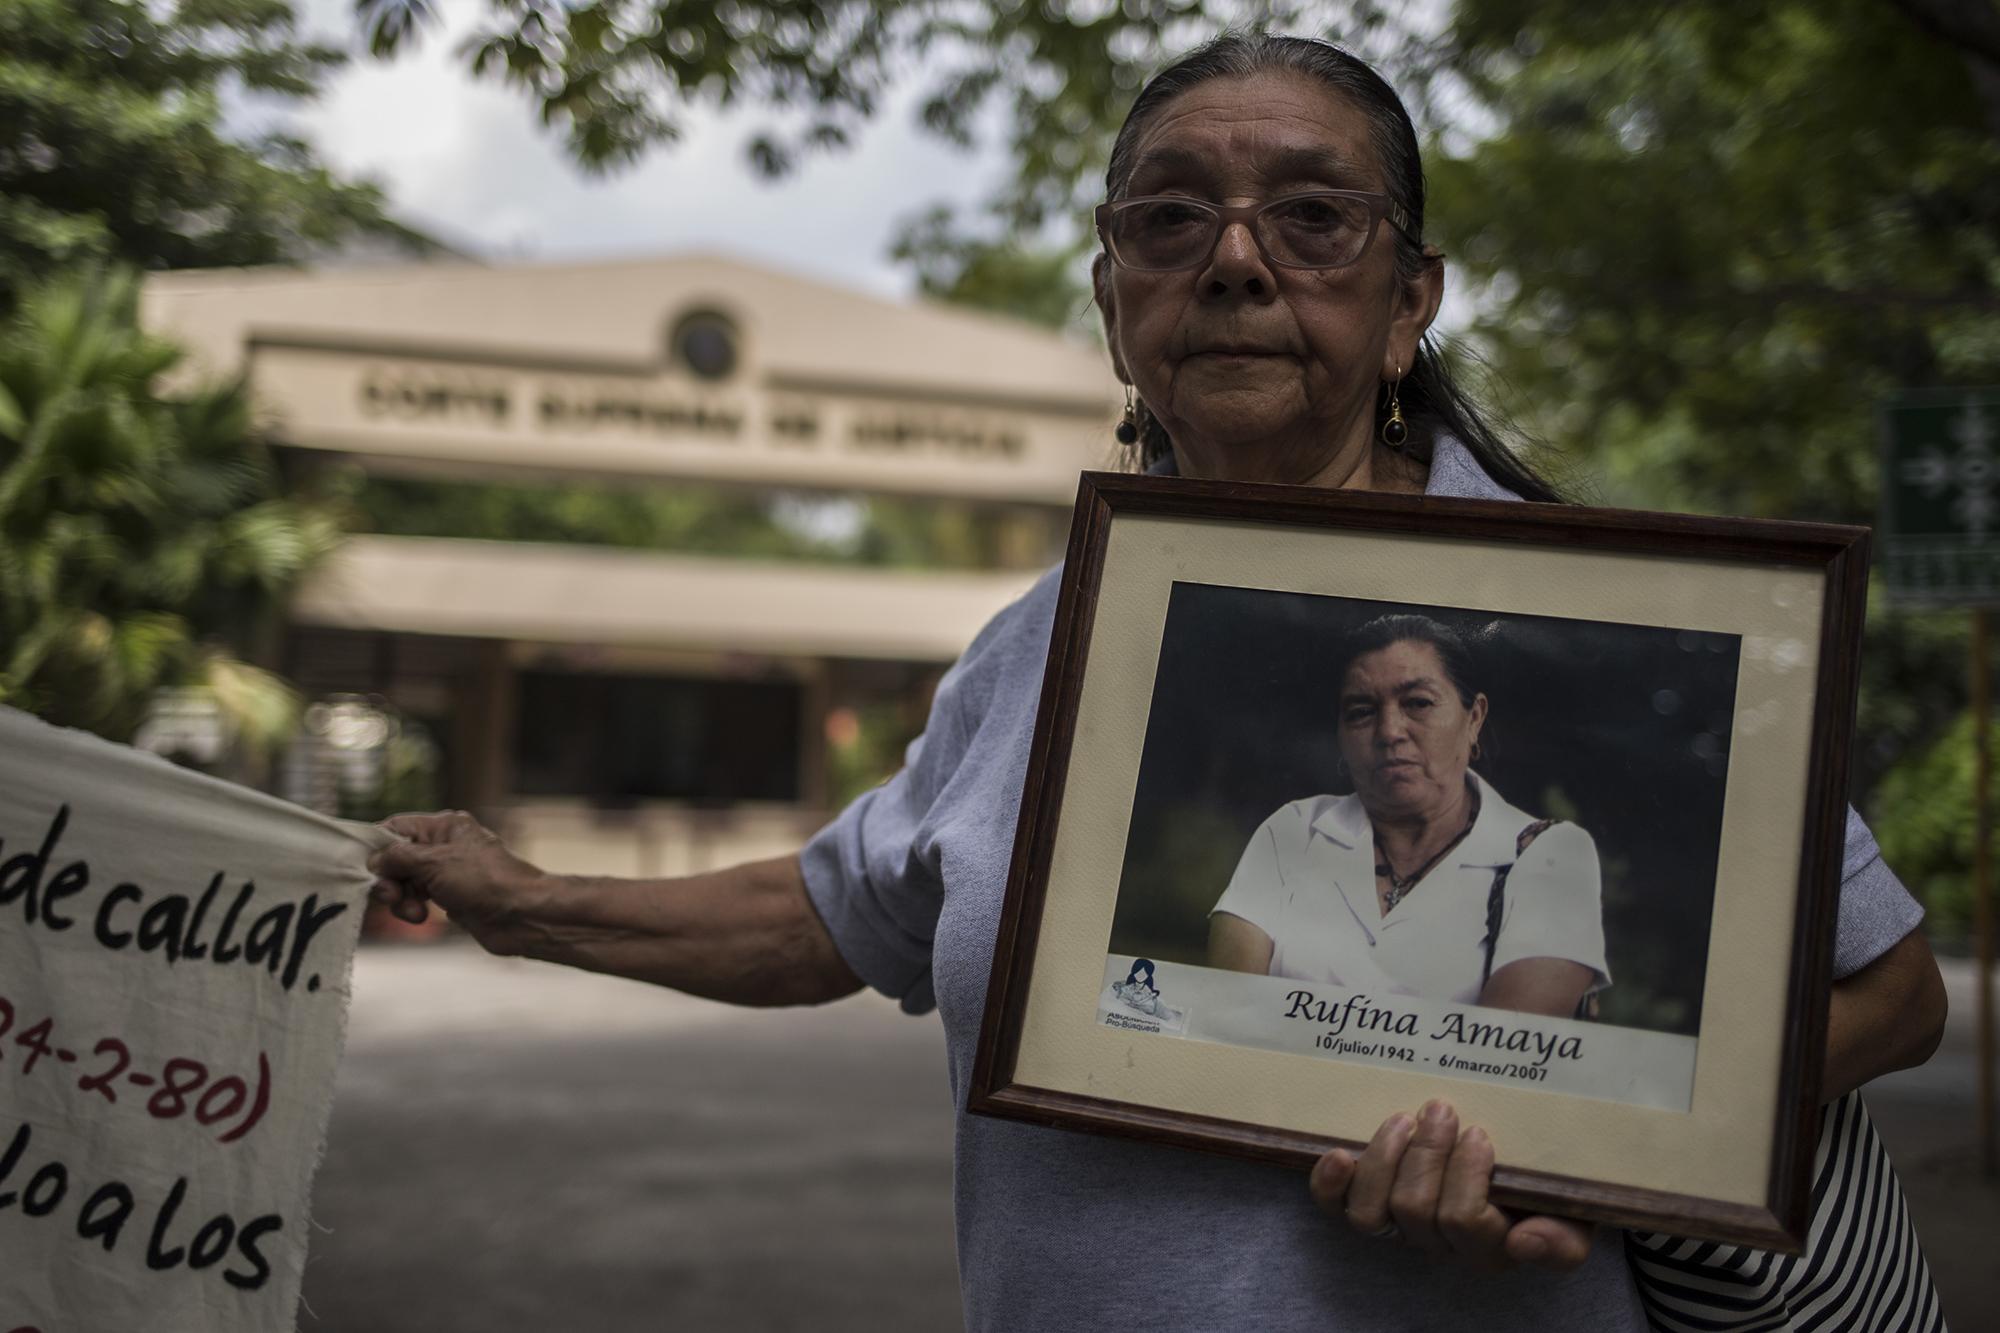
left=299, top=946, right=963, bottom=1333
left=301, top=946, right=1998, bottom=1332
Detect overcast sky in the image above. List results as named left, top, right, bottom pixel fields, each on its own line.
left=278, top=1, right=1013, bottom=300
left=273, top=1, right=1473, bottom=331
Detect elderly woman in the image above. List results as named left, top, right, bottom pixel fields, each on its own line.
left=370, top=32, right=1947, bottom=1331
left=1210, top=614, right=1607, bottom=1017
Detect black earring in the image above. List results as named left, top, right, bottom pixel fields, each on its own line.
left=1380, top=366, right=1407, bottom=449
left=1115, top=386, right=1139, bottom=445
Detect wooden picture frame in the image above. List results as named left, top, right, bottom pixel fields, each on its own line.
left=967, top=472, right=1871, bottom=1253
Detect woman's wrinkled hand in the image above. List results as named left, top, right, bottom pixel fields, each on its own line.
left=369, top=811, right=551, bottom=956
left=1308, top=1100, right=1595, bottom=1274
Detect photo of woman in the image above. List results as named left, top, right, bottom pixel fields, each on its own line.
left=1207, top=614, right=1608, bottom=1019
left=1105, top=583, right=1742, bottom=1041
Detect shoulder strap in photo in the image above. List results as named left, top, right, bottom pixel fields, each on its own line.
left=1478, top=818, right=1557, bottom=990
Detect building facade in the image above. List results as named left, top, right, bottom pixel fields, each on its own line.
left=144, top=254, right=1118, bottom=880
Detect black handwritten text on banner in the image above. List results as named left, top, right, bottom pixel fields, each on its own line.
left=0, top=707, right=391, bottom=1333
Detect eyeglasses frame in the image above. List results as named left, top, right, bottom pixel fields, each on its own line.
left=1093, top=189, right=1418, bottom=274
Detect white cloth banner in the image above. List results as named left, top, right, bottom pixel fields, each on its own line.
left=0, top=706, right=392, bottom=1333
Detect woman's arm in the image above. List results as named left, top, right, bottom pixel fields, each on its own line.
left=1822, top=925, right=1948, bottom=1100
left=1476, top=957, right=1595, bottom=1017
left=1206, top=911, right=1276, bottom=974
left=370, top=811, right=863, bottom=1008
left=1477, top=933, right=1944, bottom=1097
left=1477, top=823, right=1606, bottom=1020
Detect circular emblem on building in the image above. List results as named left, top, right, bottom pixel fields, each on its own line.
left=670, top=309, right=740, bottom=381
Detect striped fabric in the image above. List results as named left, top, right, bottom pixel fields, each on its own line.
left=1627, top=1091, right=1947, bottom=1332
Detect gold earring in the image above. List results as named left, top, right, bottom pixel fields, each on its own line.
left=1115, top=386, right=1139, bottom=445
left=1380, top=366, right=1407, bottom=449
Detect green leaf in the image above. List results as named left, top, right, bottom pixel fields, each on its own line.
left=0, top=265, right=342, bottom=741
left=196, top=652, right=301, bottom=748
left=0, top=380, right=24, bottom=439
left=0, top=3, right=438, bottom=307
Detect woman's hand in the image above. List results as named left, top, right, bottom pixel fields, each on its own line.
left=369, top=810, right=553, bottom=956
left=1309, top=1100, right=1594, bottom=1273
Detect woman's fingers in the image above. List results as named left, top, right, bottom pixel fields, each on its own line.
left=1312, top=1108, right=1594, bottom=1273
left=1334, top=1111, right=1417, bottom=1241
left=1385, top=1100, right=1458, bottom=1254
left=368, top=830, right=454, bottom=927
left=379, top=810, right=480, bottom=845
left=367, top=873, right=431, bottom=925
left=1436, top=1126, right=1512, bottom=1271
left=370, top=838, right=437, bottom=885
left=1503, top=1213, right=1596, bottom=1271
left=1307, top=1146, right=1356, bottom=1212
left=389, top=889, right=430, bottom=924
left=1312, top=1103, right=1460, bottom=1255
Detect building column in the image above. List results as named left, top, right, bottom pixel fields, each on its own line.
left=799, top=660, right=832, bottom=817
left=453, top=639, right=516, bottom=826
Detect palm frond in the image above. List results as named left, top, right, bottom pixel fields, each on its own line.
left=0, top=265, right=347, bottom=742
left=195, top=652, right=302, bottom=749
left=0, top=379, right=25, bottom=441
left=112, top=611, right=192, bottom=692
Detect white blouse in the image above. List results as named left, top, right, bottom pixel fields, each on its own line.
left=1209, top=772, right=1611, bottom=1006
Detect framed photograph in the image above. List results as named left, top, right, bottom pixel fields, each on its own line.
left=967, top=472, right=1870, bottom=1252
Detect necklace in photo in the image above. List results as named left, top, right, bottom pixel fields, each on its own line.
left=1374, top=804, right=1478, bottom=911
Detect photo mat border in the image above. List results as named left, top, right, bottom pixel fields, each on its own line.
left=967, top=473, right=1870, bottom=1252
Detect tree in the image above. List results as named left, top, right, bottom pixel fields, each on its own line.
left=356, top=1, right=2000, bottom=873
left=1428, top=0, right=2000, bottom=523
left=890, top=205, right=1094, bottom=334
left=348, top=2, right=1997, bottom=443
left=350, top=3, right=1421, bottom=329
left=354, top=2, right=1419, bottom=230
left=0, top=0, right=433, bottom=303
left=1871, top=711, right=1997, bottom=942
left=1426, top=0, right=2000, bottom=899
left=0, top=268, right=345, bottom=746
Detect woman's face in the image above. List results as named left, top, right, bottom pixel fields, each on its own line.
left=1094, top=70, right=1442, bottom=488
left=1337, top=639, right=1486, bottom=819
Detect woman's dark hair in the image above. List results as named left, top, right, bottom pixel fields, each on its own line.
left=1334, top=614, right=1486, bottom=709
left=1101, top=32, right=1565, bottom=503
left=1124, top=958, right=1159, bottom=993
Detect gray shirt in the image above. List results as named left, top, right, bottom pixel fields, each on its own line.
left=800, top=437, right=1924, bottom=1333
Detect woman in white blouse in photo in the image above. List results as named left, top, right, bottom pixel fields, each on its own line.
left=1209, top=613, right=1608, bottom=1019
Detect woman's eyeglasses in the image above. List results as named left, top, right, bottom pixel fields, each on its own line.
left=1094, top=190, right=1415, bottom=273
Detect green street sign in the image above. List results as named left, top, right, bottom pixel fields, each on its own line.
left=1881, top=388, right=2000, bottom=606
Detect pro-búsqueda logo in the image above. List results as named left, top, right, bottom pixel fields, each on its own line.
left=1100, top=958, right=1188, bottom=1034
